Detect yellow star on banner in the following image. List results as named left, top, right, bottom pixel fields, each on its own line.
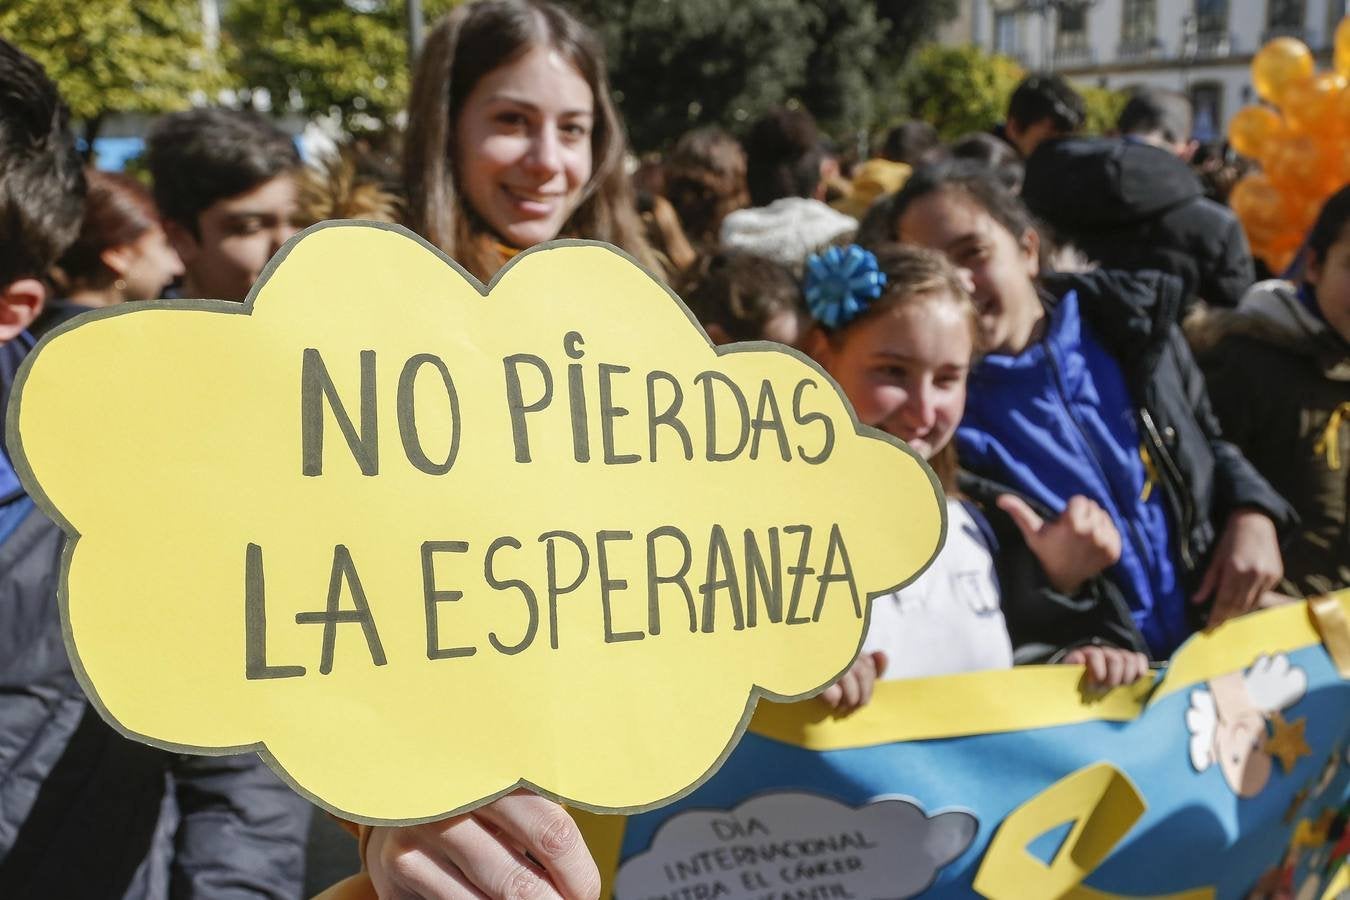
left=1265, top=713, right=1312, bottom=773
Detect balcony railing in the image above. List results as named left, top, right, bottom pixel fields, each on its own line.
left=1262, top=25, right=1308, bottom=44
left=1117, top=36, right=1163, bottom=61
left=1053, top=37, right=1094, bottom=67
left=1192, top=30, right=1234, bottom=58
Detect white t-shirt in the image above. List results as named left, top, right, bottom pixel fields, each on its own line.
left=862, top=499, right=1014, bottom=679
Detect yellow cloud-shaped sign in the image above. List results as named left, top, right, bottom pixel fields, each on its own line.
left=10, top=223, right=943, bottom=824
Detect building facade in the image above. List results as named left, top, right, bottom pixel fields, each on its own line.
left=939, top=0, right=1348, bottom=140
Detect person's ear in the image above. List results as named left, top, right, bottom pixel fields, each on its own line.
left=0, top=278, right=47, bottom=343
left=803, top=325, right=834, bottom=368
left=1020, top=227, right=1041, bottom=280
left=100, top=243, right=135, bottom=278
left=1305, top=251, right=1323, bottom=287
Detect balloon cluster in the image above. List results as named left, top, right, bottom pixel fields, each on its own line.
left=1227, top=19, right=1350, bottom=273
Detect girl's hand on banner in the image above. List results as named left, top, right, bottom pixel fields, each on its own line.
left=820, top=651, right=888, bottom=715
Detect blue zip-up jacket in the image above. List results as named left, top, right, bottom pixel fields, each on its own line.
left=950, top=271, right=1296, bottom=658
left=958, top=289, right=1190, bottom=656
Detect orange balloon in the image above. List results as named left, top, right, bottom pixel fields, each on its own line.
left=1253, top=37, right=1315, bottom=106
left=1282, top=190, right=1321, bottom=234
left=1230, top=173, right=1285, bottom=234
left=1268, top=247, right=1297, bottom=274
left=1228, top=105, right=1284, bottom=159
left=1281, top=72, right=1346, bottom=134
left=1336, top=16, right=1350, bottom=77
left=1336, top=83, right=1350, bottom=129
left=1266, top=136, right=1324, bottom=192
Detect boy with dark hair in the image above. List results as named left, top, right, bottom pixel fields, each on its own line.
left=0, top=41, right=311, bottom=897
left=147, top=108, right=302, bottom=302
left=1117, top=88, right=1197, bottom=159
left=1001, top=73, right=1086, bottom=158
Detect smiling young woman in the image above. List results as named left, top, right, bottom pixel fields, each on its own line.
left=402, top=0, right=656, bottom=282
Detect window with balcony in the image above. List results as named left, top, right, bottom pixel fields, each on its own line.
left=1266, top=0, right=1306, bottom=41
left=994, top=10, right=1019, bottom=58
left=1194, top=0, right=1230, bottom=56
left=1055, top=1, right=1092, bottom=66
left=1120, top=0, right=1158, bottom=59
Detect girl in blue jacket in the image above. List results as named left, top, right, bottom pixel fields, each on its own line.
left=884, top=161, right=1296, bottom=660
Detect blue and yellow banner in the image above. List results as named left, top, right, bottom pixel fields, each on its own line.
left=578, top=593, right=1350, bottom=899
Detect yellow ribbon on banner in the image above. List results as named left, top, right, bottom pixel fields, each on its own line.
left=1310, top=591, right=1350, bottom=677
left=973, top=763, right=1213, bottom=900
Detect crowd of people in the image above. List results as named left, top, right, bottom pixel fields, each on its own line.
left=0, top=0, right=1346, bottom=896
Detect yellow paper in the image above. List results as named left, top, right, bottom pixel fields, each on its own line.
left=9, top=223, right=945, bottom=824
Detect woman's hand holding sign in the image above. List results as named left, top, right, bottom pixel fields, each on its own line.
left=366, top=792, right=600, bottom=900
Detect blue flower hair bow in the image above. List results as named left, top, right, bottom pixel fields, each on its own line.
left=803, top=245, right=887, bottom=330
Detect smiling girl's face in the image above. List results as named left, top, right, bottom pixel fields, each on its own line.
left=814, top=292, right=974, bottom=461
left=454, top=45, right=595, bottom=249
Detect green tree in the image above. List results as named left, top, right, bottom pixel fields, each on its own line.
left=570, top=0, right=957, bottom=152
left=796, top=0, right=884, bottom=142
left=223, top=0, right=460, bottom=135
left=0, top=0, right=229, bottom=150
left=1079, top=84, right=1128, bottom=136
left=572, top=0, right=819, bottom=152
left=893, top=44, right=1025, bottom=141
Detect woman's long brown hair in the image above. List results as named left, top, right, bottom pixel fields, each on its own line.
left=403, top=0, right=657, bottom=281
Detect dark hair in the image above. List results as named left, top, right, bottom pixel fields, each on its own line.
left=55, top=170, right=163, bottom=288
left=889, top=160, right=1043, bottom=259
left=403, top=0, right=654, bottom=280
left=743, top=107, right=824, bottom=207
left=948, top=132, right=1025, bottom=193
left=1307, top=184, right=1350, bottom=266
left=0, top=39, right=85, bottom=287
left=1007, top=73, right=1085, bottom=134
left=664, top=126, right=750, bottom=247
left=678, top=251, right=804, bottom=343
left=1117, top=88, right=1193, bottom=145
left=879, top=121, right=944, bottom=168
left=822, top=243, right=979, bottom=492
left=146, top=107, right=299, bottom=235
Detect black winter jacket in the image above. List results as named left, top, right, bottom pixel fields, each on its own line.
left=1024, top=138, right=1254, bottom=310
left=1038, top=270, right=1297, bottom=614
left=1190, top=282, right=1350, bottom=597
left=0, top=323, right=312, bottom=899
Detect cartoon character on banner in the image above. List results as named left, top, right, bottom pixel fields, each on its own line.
left=1186, top=654, right=1310, bottom=797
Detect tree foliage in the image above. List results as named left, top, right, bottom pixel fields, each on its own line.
left=893, top=43, right=1126, bottom=143
left=1079, top=84, right=1129, bottom=136
left=570, top=0, right=957, bottom=152
left=1, top=0, right=967, bottom=152
left=571, top=0, right=818, bottom=152
left=895, top=45, right=1026, bottom=141
left=222, top=0, right=460, bottom=134
left=0, top=0, right=228, bottom=143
